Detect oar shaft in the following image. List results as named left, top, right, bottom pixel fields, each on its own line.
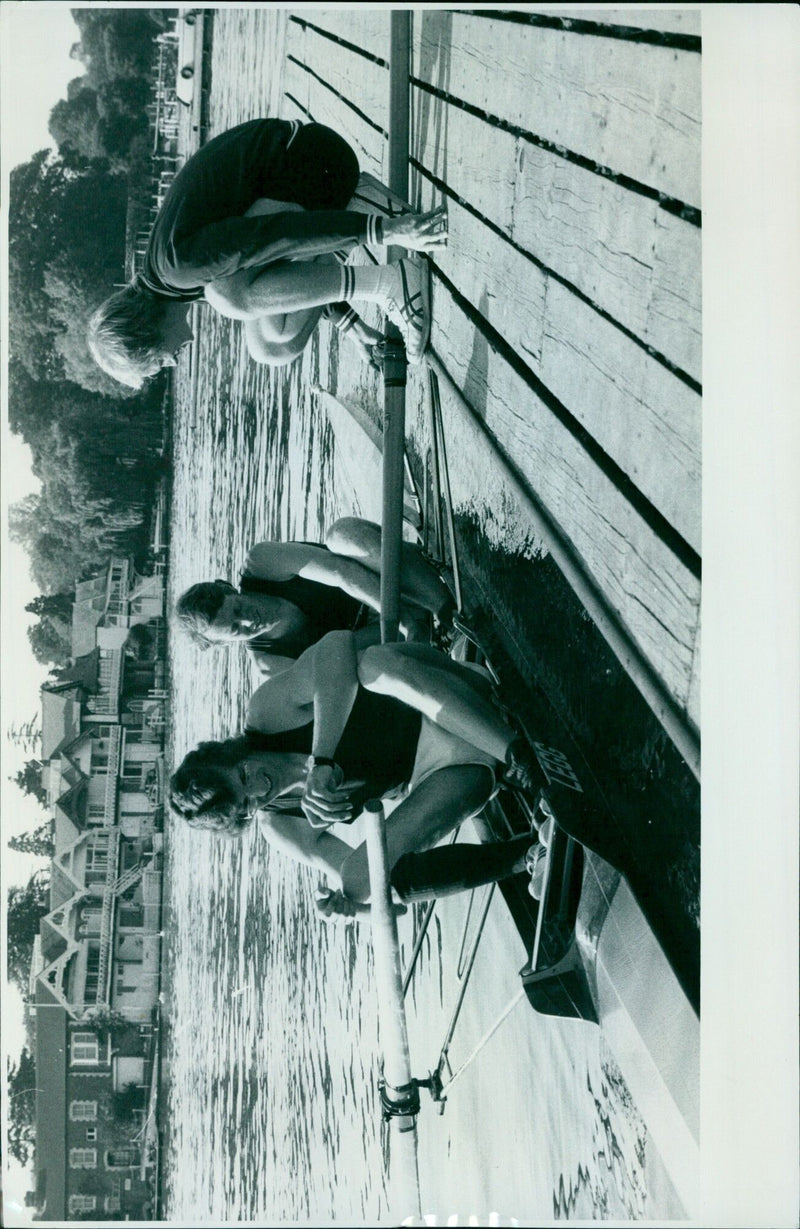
left=364, top=801, right=417, bottom=1132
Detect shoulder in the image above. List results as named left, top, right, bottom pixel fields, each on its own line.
left=246, top=658, right=315, bottom=730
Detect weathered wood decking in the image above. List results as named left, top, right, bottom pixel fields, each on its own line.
left=281, top=9, right=702, bottom=748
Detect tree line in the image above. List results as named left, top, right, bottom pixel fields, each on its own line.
left=7, top=12, right=173, bottom=1169
left=9, top=8, right=172, bottom=665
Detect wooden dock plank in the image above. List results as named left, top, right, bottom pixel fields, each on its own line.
left=283, top=33, right=386, bottom=179
left=412, top=12, right=701, bottom=206
left=412, top=97, right=701, bottom=383
left=414, top=180, right=701, bottom=553
left=687, top=615, right=700, bottom=738
left=535, top=10, right=701, bottom=37
left=283, top=20, right=311, bottom=113
left=415, top=188, right=549, bottom=361
left=281, top=7, right=702, bottom=733
left=538, top=282, right=700, bottom=552
left=429, top=292, right=700, bottom=717
left=298, top=20, right=389, bottom=136
left=290, top=11, right=390, bottom=65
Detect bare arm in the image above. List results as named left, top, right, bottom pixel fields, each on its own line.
left=170, top=210, right=371, bottom=288
left=244, top=540, right=383, bottom=608
left=245, top=631, right=358, bottom=737
left=244, top=541, right=420, bottom=633
left=246, top=632, right=362, bottom=826
left=257, top=811, right=350, bottom=885
left=257, top=813, right=373, bottom=921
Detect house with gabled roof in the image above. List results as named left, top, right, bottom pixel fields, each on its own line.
left=31, top=556, right=167, bottom=1221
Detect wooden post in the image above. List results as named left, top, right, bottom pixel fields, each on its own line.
left=380, top=10, right=412, bottom=645
left=387, top=12, right=411, bottom=222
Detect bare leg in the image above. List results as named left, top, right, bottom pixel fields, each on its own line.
left=340, top=764, right=493, bottom=902
left=244, top=309, right=322, bottom=366
left=325, top=517, right=454, bottom=619
left=357, top=643, right=514, bottom=760
left=205, top=257, right=347, bottom=321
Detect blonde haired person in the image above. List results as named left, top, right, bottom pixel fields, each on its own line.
left=88, top=118, right=446, bottom=388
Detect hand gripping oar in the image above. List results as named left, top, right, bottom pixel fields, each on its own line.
left=364, top=800, right=422, bottom=1216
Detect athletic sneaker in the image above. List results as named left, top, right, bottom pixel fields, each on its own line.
left=525, top=842, right=548, bottom=901
left=537, top=814, right=555, bottom=850
left=382, top=258, right=431, bottom=365
left=533, top=791, right=555, bottom=848
left=503, top=735, right=541, bottom=795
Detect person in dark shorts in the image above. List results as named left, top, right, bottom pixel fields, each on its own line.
left=169, top=632, right=547, bottom=912
left=175, top=517, right=455, bottom=677
left=88, top=118, right=447, bottom=387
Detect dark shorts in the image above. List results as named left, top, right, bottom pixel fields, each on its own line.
left=265, top=123, right=360, bottom=211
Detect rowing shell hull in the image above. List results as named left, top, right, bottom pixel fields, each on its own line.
left=477, top=788, right=700, bottom=1217
left=313, top=385, right=421, bottom=536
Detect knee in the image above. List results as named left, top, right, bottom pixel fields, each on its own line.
left=245, top=329, right=305, bottom=368
left=340, top=851, right=370, bottom=903
left=324, top=517, right=378, bottom=557
left=253, top=345, right=302, bottom=369
left=357, top=643, right=405, bottom=690
left=205, top=274, right=252, bottom=320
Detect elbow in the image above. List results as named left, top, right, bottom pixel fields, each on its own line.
left=357, top=642, right=396, bottom=689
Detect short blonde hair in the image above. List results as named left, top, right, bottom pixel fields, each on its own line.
left=87, top=280, right=170, bottom=390
left=174, top=580, right=237, bottom=647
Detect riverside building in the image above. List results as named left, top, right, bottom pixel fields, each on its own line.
left=27, top=555, right=167, bottom=1221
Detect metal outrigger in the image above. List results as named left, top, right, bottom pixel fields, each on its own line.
left=391, top=366, right=581, bottom=1115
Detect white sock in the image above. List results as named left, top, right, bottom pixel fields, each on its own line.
left=341, top=262, right=401, bottom=306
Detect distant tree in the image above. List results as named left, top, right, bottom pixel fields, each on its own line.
left=7, top=874, right=50, bottom=998
left=84, top=1006, right=131, bottom=1044
left=48, top=85, right=107, bottom=165
left=8, top=823, right=55, bottom=859
left=12, top=761, right=47, bottom=806
left=7, top=1048, right=37, bottom=1166
left=27, top=620, right=72, bottom=668
left=111, top=1081, right=147, bottom=1123
left=7, top=361, right=58, bottom=438
left=25, top=593, right=74, bottom=623
left=8, top=152, right=129, bottom=395
left=10, top=423, right=148, bottom=593
left=24, top=593, right=73, bottom=668
left=72, top=9, right=164, bottom=84
left=7, top=152, right=68, bottom=383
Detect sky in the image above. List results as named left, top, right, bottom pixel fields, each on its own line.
left=1, top=3, right=85, bottom=849
left=1, top=3, right=86, bottom=1213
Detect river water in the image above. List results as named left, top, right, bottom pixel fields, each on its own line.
left=160, top=11, right=684, bottom=1224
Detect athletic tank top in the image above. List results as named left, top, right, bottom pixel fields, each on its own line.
left=239, top=564, right=366, bottom=660
left=244, top=686, right=421, bottom=819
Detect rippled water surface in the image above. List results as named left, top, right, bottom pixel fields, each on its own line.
left=161, top=12, right=683, bottom=1223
